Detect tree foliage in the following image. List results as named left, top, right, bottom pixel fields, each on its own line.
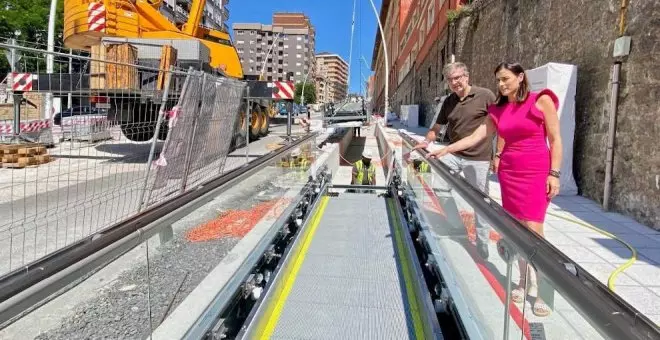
left=294, top=82, right=316, bottom=105
left=0, top=0, right=65, bottom=75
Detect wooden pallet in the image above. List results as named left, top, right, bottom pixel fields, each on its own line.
left=0, top=143, right=52, bottom=169
left=157, top=45, right=178, bottom=91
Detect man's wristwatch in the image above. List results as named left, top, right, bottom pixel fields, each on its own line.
left=549, top=169, right=561, bottom=178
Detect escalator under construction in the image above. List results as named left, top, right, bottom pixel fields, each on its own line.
left=0, top=128, right=658, bottom=340
left=242, top=192, right=440, bottom=339
left=162, top=130, right=659, bottom=340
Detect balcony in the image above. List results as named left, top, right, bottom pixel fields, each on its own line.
left=222, top=6, right=230, bottom=22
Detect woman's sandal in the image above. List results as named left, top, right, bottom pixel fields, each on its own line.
left=533, top=299, right=551, bottom=317
left=511, top=286, right=526, bottom=303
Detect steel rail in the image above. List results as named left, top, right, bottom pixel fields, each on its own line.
left=398, top=132, right=660, bottom=340
left=0, top=132, right=318, bottom=325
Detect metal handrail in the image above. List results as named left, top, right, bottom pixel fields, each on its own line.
left=0, top=132, right=319, bottom=325
left=398, top=132, right=660, bottom=340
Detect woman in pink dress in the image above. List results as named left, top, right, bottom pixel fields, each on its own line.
left=428, top=62, right=563, bottom=317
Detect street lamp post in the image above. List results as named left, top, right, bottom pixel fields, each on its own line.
left=367, top=0, right=389, bottom=115
left=300, top=67, right=311, bottom=114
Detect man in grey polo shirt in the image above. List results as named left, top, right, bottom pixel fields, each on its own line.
left=413, top=62, right=496, bottom=259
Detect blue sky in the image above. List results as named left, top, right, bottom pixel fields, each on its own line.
left=227, top=0, right=381, bottom=94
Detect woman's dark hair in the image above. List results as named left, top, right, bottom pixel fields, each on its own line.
left=494, top=62, right=530, bottom=105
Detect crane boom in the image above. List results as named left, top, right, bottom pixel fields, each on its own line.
left=63, top=0, right=242, bottom=78
left=183, top=0, right=206, bottom=37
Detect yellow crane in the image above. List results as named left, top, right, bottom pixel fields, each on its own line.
left=61, top=0, right=283, bottom=142
left=63, top=0, right=243, bottom=78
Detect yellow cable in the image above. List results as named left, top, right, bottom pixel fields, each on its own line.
left=488, top=194, right=637, bottom=292
left=545, top=211, right=637, bottom=292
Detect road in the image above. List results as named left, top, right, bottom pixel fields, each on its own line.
left=0, top=120, right=309, bottom=276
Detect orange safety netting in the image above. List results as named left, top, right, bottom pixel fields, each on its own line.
left=460, top=211, right=502, bottom=242
left=186, top=197, right=292, bottom=242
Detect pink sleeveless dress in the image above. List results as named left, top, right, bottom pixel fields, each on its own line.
left=488, top=89, right=559, bottom=223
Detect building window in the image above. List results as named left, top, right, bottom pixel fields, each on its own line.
left=297, top=36, right=302, bottom=41
left=440, top=47, right=446, bottom=81
left=296, top=62, right=302, bottom=66
left=296, top=54, right=302, bottom=58
left=237, top=40, right=244, bottom=44
left=428, top=66, right=431, bottom=87
left=427, top=6, right=435, bottom=31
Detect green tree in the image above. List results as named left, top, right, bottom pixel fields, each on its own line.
left=294, top=82, right=316, bottom=105
left=0, top=0, right=65, bottom=74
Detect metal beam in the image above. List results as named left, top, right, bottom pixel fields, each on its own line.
left=321, top=115, right=367, bottom=121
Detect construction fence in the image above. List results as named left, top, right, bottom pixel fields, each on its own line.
left=0, top=40, right=247, bottom=276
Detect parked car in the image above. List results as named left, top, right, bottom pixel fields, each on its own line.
left=52, top=106, right=105, bottom=126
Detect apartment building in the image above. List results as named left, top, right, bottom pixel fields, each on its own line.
left=315, top=52, right=348, bottom=104
left=232, top=13, right=315, bottom=83
left=160, top=0, right=230, bottom=32
left=273, top=12, right=316, bottom=76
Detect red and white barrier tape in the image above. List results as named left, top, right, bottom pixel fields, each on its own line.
left=0, top=119, right=51, bottom=134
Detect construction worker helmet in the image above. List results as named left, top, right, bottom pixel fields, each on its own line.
left=362, top=150, right=373, bottom=159
left=291, top=148, right=301, bottom=157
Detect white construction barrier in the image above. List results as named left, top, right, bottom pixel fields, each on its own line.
left=0, top=119, right=55, bottom=146
left=526, top=62, right=579, bottom=196
left=60, top=115, right=112, bottom=142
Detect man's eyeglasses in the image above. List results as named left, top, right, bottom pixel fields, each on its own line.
left=447, top=74, right=465, bottom=83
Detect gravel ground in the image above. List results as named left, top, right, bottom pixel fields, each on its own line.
left=32, top=177, right=292, bottom=340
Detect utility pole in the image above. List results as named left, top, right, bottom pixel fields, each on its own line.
left=45, top=0, right=58, bottom=119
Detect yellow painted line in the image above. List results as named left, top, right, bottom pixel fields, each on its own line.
left=254, top=196, right=330, bottom=339
left=387, top=198, right=426, bottom=340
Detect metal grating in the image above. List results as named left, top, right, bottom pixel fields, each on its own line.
left=272, top=193, right=418, bottom=339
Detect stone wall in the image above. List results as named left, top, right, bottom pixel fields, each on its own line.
left=392, top=0, right=660, bottom=228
